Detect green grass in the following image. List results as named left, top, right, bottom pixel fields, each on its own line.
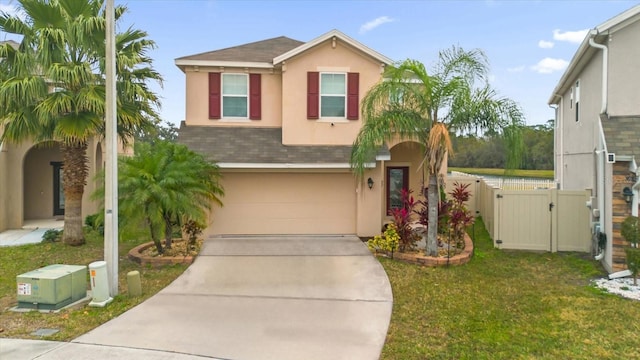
left=0, top=227, right=187, bottom=340
left=450, top=167, right=554, bottom=179
left=380, top=218, right=640, bottom=359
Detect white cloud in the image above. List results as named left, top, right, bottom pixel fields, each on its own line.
left=531, top=57, right=569, bottom=74
left=507, top=65, right=525, bottom=73
left=553, top=29, right=589, bottom=44
left=538, top=40, right=554, bottom=49
left=359, top=16, right=394, bottom=34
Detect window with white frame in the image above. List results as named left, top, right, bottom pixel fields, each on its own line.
left=320, top=73, right=346, bottom=117
left=574, top=80, right=580, bottom=122
left=222, top=73, right=248, bottom=117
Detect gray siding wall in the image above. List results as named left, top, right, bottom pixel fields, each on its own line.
left=608, top=19, right=640, bottom=116
left=557, top=52, right=602, bottom=191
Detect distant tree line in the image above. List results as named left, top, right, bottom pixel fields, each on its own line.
left=449, top=120, right=553, bottom=170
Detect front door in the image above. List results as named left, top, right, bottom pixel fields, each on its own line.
left=51, top=162, right=65, bottom=216
left=386, top=166, right=409, bottom=214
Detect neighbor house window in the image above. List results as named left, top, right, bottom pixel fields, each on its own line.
left=307, top=72, right=359, bottom=120
left=574, top=80, right=580, bottom=122
left=222, top=73, right=248, bottom=118
left=386, top=166, right=409, bottom=214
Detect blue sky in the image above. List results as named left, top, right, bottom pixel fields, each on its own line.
left=1, top=0, right=639, bottom=127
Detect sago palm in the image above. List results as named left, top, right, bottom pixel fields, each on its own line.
left=0, top=0, right=161, bottom=245
left=351, top=47, right=524, bottom=256
left=111, top=141, right=224, bottom=254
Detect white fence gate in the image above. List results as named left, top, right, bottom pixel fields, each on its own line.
left=446, top=175, right=592, bottom=253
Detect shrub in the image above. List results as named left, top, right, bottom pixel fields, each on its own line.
left=84, top=213, right=104, bottom=235
left=367, top=223, right=400, bottom=258
left=621, top=216, right=640, bottom=285
left=42, top=229, right=62, bottom=243
left=415, top=182, right=474, bottom=252
left=182, top=220, right=204, bottom=247
left=388, top=189, right=419, bottom=252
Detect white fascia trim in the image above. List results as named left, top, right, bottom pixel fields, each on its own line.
left=218, top=162, right=376, bottom=169
left=596, top=4, right=640, bottom=33
left=273, top=29, right=393, bottom=65
left=548, top=5, right=640, bottom=105
left=175, top=59, right=274, bottom=69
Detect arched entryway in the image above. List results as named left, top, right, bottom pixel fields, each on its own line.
left=23, top=142, right=64, bottom=220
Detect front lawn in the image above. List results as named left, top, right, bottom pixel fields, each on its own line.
left=380, top=218, right=640, bottom=359
left=0, top=228, right=187, bottom=340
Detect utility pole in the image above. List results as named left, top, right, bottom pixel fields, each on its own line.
left=104, top=0, right=119, bottom=296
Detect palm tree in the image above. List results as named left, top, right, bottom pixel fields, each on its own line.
left=106, top=141, right=224, bottom=254
left=351, top=47, right=524, bottom=256
left=0, top=0, right=161, bottom=245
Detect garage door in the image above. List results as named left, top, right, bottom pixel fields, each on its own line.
left=211, top=172, right=357, bottom=235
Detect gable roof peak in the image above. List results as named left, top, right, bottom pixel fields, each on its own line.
left=273, top=29, right=393, bottom=66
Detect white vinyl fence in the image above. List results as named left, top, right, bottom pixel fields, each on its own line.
left=450, top=171, right=555, bottom=190
left=446, top=173, right=591, bottom=253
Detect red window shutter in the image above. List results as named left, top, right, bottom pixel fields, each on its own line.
left=208, top=72, right=221, bottom=119
left=347, top=72, right=359, bottom=120
left=307, top=72, right=319, bottom=119
left=249, top=74, right=261, bottom=120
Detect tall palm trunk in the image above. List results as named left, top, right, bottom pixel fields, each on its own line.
left=426, top=175, right=439, bottom=256
left=61, top=142, right=88, bottom=246
left=164, top=214, right=173, bottom=249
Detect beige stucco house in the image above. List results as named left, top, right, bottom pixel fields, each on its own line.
left=176, top=29, right=426, bottom=237
left=0, top=136, right=106, bottom=233
left=549, top=5, right=640, bottom=272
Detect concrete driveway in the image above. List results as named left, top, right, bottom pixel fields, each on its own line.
left=69, top=235, right=393, bottom=359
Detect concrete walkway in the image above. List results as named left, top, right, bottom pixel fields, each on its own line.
left=1, top=235, right=393, bottom=360
left=0, top=219, right=63, bottom=247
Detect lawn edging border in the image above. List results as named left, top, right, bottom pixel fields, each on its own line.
left=379, top=233, right=473, bottom=266
left=128, top=240, right=196, bottom=267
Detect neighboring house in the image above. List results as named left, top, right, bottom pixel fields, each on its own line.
left=549, top=5, right=640, bottom=272
left=0, top=39, right=129, bottom=232
left=176, top=29, right=426, bottom=237
left=0, top=135, right=107, bottom=232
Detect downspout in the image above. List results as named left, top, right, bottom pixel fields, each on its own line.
left=589, top=32, right=608, bottom=261
left=549, top=99, right=563, bottom=188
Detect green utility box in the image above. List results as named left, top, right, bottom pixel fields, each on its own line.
left=17, top=264, right=87, bottom=310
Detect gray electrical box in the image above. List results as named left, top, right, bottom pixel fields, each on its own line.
left=17, top=264, right=87, bottom=310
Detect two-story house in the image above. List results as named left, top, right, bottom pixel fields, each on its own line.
left=549, top=5, right=640, bottom=273
left=176, top=29, right=426, bottom=237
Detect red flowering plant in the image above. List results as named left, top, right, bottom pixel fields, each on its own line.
left=414, top=182, right=474, bottom=256
left=388, top=188, right=419, bottom=252
left=448, top=182, right=475, bottom=248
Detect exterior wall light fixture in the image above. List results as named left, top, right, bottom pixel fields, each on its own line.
left=623, top=186, right=634, bottom=204
left=367, top=177, right=374, bottom=190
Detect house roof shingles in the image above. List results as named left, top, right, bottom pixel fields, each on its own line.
left=177, top=124, right=353, bottom=165
left=602, top=116, right=640, bottom=159
left=175, top=36, right=304, bottom=64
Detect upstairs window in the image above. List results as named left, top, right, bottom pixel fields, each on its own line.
left=307, top=72, right=359, bottom=120
left=209, top=72, right=261, bottom=120
left=320, top=73, right=346, bottom=117
left=222, top=73, right=248, bottom=118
